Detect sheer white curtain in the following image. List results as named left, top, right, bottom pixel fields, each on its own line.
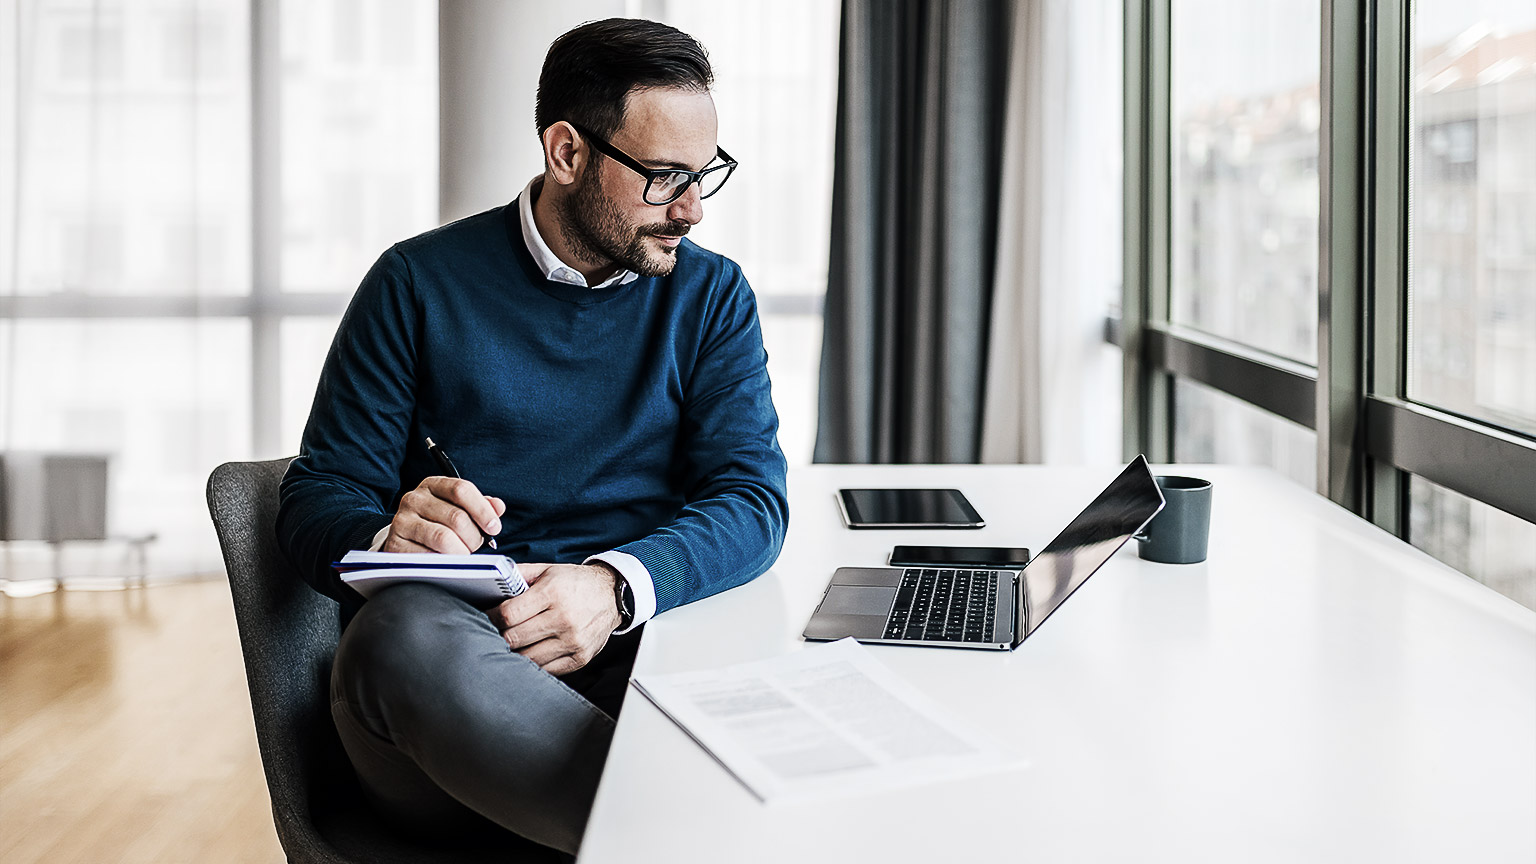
left=1, top=0, right=254, bottom=583
left=1, top=0, right=437, bottom=586
left=981, top=0, right=1123, bottom=464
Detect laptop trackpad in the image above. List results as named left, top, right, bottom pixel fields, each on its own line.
left=820, top=585, right=898, bottom=616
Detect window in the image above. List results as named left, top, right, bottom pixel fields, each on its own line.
left=1, top=320, right=252, bottom=572
left=1172, top=378, right=1316, bottom=490
left=1408, top=1, right=1536, bottom=437
left=1403, top=0, right=1536, bottom=599
left=1171, top=0, right=1320, bottom=364
left=1, top=0, right=437, bottom=583
left=1127, top=0, right=1536, bottom=609
left=279, top=0, right=437, bottom=294
left=14, top=2, right=250, bottom=298
left=1160, top=0, right=1323, bottom=486
left=1410, top=476, right=1536, bottom=609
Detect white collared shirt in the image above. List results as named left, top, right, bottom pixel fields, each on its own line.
left=517, top=175, right=640, bottom=290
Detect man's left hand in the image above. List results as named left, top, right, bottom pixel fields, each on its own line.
left=488, top=563, right=622, bottom=675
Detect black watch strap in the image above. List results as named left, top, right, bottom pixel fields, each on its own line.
left=613, top=572, right=635, bottom=630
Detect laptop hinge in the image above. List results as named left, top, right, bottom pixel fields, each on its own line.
left=1013, top=571, right=1028, bottom=647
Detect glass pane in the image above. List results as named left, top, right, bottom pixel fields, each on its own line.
left=3, top=0, right=252, bottom=297
left=0, top=320, right=252, bottom=578
left=1173, top=377, right=1317, bottom=489
left=279, top=0, right=438, bottom=292
left=1408, top=2, right=1536, bottom=436
left=1170, top=0, right=1320, bottom=364
left=1409, top=475, right=1536, bottom=610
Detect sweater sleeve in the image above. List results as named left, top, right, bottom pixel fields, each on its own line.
left=615, top=262, right=790, bottom=615
left=276, top=247, right=418, bottom=605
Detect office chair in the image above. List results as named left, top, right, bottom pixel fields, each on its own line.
left=207, top=458, right=557, bottom=864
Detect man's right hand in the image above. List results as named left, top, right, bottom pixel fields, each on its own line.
left=382, top=476, right=506, bottom=554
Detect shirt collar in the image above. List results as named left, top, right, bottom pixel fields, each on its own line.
left=518, top=175, right=639, bottom=290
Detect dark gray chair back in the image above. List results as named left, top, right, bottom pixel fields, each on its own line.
left=208, top=459, right=529, bottom=863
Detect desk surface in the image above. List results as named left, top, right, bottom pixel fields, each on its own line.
left=578, top=465, right=1536, bottom=863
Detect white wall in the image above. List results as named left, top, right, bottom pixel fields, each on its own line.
left=438, top=0, right=626, bottom=222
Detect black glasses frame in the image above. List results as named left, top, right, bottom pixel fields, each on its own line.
left=570, top=123, right=737, bottom=206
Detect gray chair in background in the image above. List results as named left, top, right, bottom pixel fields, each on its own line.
left=207, top=458, right=552, bottom=863
left=1, top=451, right=154, bottom=586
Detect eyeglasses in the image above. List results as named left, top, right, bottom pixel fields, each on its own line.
left=570, top=123, right=737, bottom=206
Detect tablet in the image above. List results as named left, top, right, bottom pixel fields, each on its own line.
left=835, top=488, right=985, bottom=529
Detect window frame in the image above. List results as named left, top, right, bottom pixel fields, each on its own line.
left=1122, top=0, right=1536, bottom=534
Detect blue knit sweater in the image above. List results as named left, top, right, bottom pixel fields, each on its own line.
left=276, top=202, right=789, bottom=622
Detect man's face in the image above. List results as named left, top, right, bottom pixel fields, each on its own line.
left=556, top=87, right=719, bottom=278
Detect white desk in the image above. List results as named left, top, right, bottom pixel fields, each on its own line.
left=579, top=465, right=1536, bottom=863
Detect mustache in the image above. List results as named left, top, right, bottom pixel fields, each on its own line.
left=645, top=222, right=691, bottom=239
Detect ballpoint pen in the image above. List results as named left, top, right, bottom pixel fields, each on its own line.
left=425, top=437, right=499, bottom=550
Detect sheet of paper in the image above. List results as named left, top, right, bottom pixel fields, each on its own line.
left=631, top=638, right=1026, bottom=803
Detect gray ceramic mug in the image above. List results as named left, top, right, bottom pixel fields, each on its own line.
left=1135, top=475, right=1213, bottom=564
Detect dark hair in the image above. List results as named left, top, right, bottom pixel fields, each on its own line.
left=536, top=18, right=714, bottom=141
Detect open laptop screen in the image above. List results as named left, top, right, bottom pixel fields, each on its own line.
left=1015, top=456, right=1165, bottom=644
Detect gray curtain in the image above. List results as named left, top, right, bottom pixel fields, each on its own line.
left=813, top=0, right=1011, bottom=464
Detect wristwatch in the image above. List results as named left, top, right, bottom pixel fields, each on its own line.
left=612, top=571, right=635, bottom=630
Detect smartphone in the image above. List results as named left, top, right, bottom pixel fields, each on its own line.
left=887, top=545, right=1032, bottom=568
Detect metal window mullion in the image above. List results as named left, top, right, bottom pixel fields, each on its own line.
left=1121, top=0, right=1148, bottom=460
left=0, top=294, right=350, bottom=318
left=1365, top=397, right=1536, bottom=525
left=1365, top=0, right=1410, bottom=534
left=1148, top=326, right=1318, bottom=430
left=251, top=0, right=282, bottom=460
left=1317, top=0, right=1369, bottom=514
left=1123, top=0, right=1172, bottom=463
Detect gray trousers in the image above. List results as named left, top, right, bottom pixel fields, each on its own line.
left=330, top=582, right=639, bottom=855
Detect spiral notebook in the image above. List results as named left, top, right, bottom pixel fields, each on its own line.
left=332, top=551, right=528, bottom=608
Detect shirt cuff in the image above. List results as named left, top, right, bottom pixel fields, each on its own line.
left=366, top=525, right=390, bottom=552
left=585, top=550, right=655, bottom=634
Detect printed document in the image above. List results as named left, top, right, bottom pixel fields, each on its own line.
left=630, top=638, right=1025, bottom=803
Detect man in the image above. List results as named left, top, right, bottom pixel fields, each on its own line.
left=276, top=18, right=788, bottom=856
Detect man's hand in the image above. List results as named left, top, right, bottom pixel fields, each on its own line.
left=488, top=563, right=622, bottom=675
left=382, top=476, right=505, bottom=554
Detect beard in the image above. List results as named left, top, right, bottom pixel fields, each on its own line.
left=555, top=168, right=690, bottom=278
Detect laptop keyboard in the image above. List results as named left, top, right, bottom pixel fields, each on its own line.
left=884, top=568, right=1002, bottom=643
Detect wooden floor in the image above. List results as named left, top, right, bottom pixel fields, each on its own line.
left=1, top=579, right=285, bottom=863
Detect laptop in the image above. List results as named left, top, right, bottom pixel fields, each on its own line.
left=803, top=455, right=1165, bottom=651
